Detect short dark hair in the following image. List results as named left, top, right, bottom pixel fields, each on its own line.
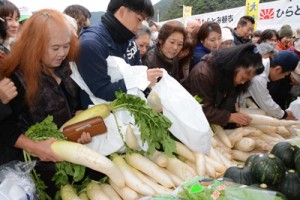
left=107, top=0, right=154, bottom=18
left=238, top=16, right=255, bottom=27
left=196, top=21, right=221, bottom=44
left=258, top=29, right=279, bottom=43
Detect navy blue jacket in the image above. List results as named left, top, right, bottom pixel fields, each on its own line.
left=78, top=22, right=141, bottom=108
left=191, top=43, right=211, bottom=70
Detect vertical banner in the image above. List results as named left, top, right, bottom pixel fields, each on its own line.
left=245, top=0, right=260, bottom=30
left=183, top=5, right=192, bottom=26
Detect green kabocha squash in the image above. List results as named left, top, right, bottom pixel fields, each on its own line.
left=295, top=147, right=300, bottom=172
left=271, top=142, right=298, bottom=169
left=277, top=169, right=300, bottom=200
left=224, top=165, right=257, bottom=185
left=251, top=153, right=285, bottom=185
left=245, top=154, right=259, bottom=167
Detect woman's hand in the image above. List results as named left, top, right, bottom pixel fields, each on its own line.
left=0, top=77, right=17, bottom=104
left=229, top=113, right=252, bottom=126
left=77, top=132, right=92, bottom=144
left=285, top=110, right=296, bottom=120
left=147, top=68, right=163, bottom=87
left=16, top=135, right=63, bottom=162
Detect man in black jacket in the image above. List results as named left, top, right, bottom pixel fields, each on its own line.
left=232, top=16, right=255, bottom=45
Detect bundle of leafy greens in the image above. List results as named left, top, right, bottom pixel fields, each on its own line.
left=110, top=91, right=176, bottom=156
left=24, top=116, right=86, bottom=200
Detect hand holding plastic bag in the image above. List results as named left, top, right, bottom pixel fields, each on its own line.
left=151, top=70, right=211, bottom=153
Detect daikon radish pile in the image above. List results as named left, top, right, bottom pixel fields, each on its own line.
left=125, top=153, right=175, bottom=188
left=60, top=184, right=81, bottom=200
left=86, top=182, right=110, bottom=200
left=51, top=140, right=125, bottom=187
left=111, top=153, right=155, bottom=195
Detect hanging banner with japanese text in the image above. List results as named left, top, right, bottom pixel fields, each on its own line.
left=246, top=0, right=260, bottom=30
left=162, top=0, right=300, bottom=31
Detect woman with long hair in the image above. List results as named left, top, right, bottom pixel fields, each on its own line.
left=0, top=9, right=97, bottom=196
left=183, top=44, right=263, bottom=128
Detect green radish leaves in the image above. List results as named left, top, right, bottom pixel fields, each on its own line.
left=111, top=91, right=176, bottom=156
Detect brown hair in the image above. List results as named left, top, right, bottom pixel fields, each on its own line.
left=3, top=9, right=79, bottom=103
left=0, top=0, right=20, bottom=19
left=157, top=20, right=186, bottom=48
left=64, top=4, right=91, bottom=35
left=196, top=21, right=221, bottom=44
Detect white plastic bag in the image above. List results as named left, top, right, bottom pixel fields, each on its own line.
left=287, top=97, right=300, bottom=120
left=151, top=70, right=211, bottom=153
left=0, top=161, right=37, bottom=200
left=70, top=58, right=151, bottom=155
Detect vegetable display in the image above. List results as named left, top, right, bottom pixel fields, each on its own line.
left=251, top=153, right=286, bottom=185
left=277, top=170, right=300, bottom=200
left=270, top=142, right=298, bottom=169
left=62, top=91, right=176, bottom=156
left=223, top=165, right=257, bottom=185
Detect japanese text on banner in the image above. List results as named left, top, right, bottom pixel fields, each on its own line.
left=246, top=0, right=260, bottom=30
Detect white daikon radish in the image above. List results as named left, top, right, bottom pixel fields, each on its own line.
left=148, top=150, right=169, bottom=168
left=227, top=128, right=244, bottom=146
left=205, top=161, right=216, bottom=178
left=212, top=125, right=232, bottom=148
left=211, top=136, right=218, bottom=148
left=166, top=157, right=195, bottom=181
left=100, top=184, right=122, bottom=200
left=232, top=150, right=253, bottom=162
left=208, top=147, right=223, bottom=164
left=280, top=119, right=300, bottom=127
left=214, top=148, right=233, bottom=168
left=111, top=154, right=155, bottom=196
left=109, top=179, right=139, bottom=200
left=125, top=124, right=139, bottom=149
left=194, top=152, right=206, bottom=176
left=249, top=114, right=282, bottom=126
left=51, top=141, right=125, bottom=187
left=267, top=132, right=285, bottom=140
left=61, top=184, right=81, bottom=200
left=174, top=141, right=195, bottom=162
left=160, top=167, right=184, bottom=187
left=205, top=155, right=226, bottom=174
left=125, top=153, right=174, bottom=188
left=276, top=126, right=290, bottom=137
left=78, top=192, right=89, bottom=200
left=233, top=137, right=256, bottom=152
left=130, top=167, right=173, bottom=194
left=239, top=107, right=266, bottom=115
left=86, top=182, right=110, bottom=200
left=250, top=124, right=278, bottom=134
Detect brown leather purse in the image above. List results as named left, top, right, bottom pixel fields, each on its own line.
left=62, top=116, right=107, bottom=142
